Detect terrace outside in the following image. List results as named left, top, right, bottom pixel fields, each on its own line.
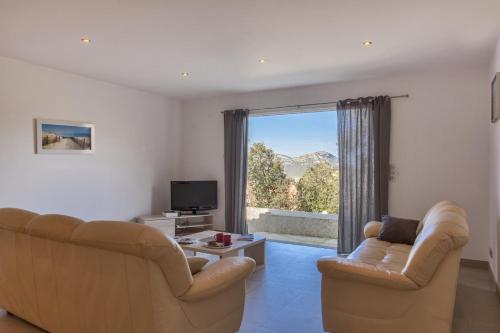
left=246, top=111, right=338, bottom=248
left=247, top=207, right=338, bottom=248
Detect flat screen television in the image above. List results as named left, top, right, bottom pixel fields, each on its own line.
left=171, top=181, right=217, bottom=214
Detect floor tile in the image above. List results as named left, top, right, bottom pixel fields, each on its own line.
left=451, top=318, right=469, bottom=333
left=468, top=322, right=500, bottom=333
left=252, top=326, right=283, bottom=333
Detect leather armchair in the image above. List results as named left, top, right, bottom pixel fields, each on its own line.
left=0, top=208, right=255, bottom=333
left=317, top=201, right=469, bottom=333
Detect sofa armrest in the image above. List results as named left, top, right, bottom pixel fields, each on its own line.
left=364, top=221, right=382, bottom=238
left=186, top=256, right=209, bottom=275
left=179, top=257, right=255, bottom=302
left=317, top=257, right=418, bottom=290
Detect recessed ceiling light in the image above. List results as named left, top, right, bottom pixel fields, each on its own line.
left=80, top=37, right=91, bottom=44
left=258, top=58, right=266, bottom=64
left=362, top=40, right=373, bottom=48
left=181, top=72, right=190, bottom=78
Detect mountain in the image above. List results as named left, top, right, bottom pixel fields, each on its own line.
left=276, top=151, right=338, bottom=180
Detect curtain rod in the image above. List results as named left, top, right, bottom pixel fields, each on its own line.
left=221, top=94, right=409, bottom=113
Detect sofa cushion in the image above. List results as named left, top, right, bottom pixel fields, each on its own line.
left=403, top=202, right=468, bottom=286
left=187, top=256, right=210, bottom=274
left=377, top=215, right=419, bottom=245
left=348, top=238, right=412, bottom=273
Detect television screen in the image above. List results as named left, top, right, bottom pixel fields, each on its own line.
left=171, top=181, right=217, bottom=213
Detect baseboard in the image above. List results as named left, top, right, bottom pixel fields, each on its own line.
left=460, top=258, right=489, bottom=269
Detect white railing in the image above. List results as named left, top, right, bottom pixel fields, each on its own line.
left=246, top=207, right=338, bottom=239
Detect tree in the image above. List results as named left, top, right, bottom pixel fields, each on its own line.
left=247, top=142, right=292, bottom=209
left=296, top=162, right=339, bottom=214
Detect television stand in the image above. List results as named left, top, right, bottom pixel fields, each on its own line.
left=181, top=211, right=209, bottom=216
left=174, top=213, right=214, bottom=236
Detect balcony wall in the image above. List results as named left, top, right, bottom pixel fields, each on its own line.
left=247, top=207, right=338, bottom=239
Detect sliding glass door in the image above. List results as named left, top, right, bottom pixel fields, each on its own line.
left=246, top=109, right=339, bottom=248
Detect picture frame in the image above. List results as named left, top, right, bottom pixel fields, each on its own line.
left=36, top=119, right=95, bottom=154
left=492, top=73, right=499, bottom=123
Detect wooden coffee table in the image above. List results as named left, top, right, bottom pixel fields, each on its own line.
left=178, top=230, right=266, bottom=270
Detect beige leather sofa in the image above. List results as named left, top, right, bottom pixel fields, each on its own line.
left=317, top=201, right=469, bottom=333
left=0, top=208, right=255, bottom=333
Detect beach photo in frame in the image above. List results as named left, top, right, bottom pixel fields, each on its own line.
left=492, top=73, right=500, bottom=123
left=36, top=119, right=95, bottom=154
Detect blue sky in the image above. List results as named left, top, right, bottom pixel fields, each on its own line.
left=248, top=110, right=337, bottom=157
left=42, top=124, right=91, bottom=137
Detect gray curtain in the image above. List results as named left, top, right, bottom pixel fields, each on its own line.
left=337, top=96, right=391, bottom=254
left=224, top=109, right=249, bottom=234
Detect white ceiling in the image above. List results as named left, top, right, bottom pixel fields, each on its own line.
left=1, top=0, right=500, bottom=99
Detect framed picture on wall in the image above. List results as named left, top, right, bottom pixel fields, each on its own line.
left=492, top=73, right=500, bottom=123
left=36, top=119, right=95, bottom=154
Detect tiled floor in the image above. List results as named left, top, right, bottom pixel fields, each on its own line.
left=453, top=261, right=500, bottom=333
left=1, top=241, right=499, bottom=332
left=237, top=241, right=333, bottom=333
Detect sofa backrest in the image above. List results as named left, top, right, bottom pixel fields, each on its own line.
left=402, top=201, right=469, bottom=286
left=0, top=208, right=193, bottom=333
left=72, top=220, right=193, bottom=296
left=415, top=200, right=454, bottom=235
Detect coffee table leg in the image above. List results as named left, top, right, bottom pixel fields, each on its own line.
left=244, top=241, right=265, bottom=270
left=220, top=250, right=240, bottom=260
left=183, top=249, right=196, bottom=257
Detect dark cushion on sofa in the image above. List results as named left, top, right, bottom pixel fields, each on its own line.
left=377, top=215, right=419, bottom=245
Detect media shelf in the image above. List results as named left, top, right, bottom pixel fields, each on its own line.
left=174, top=213, right=214, bottom=236
left=176, top=213, right=212, bottom=218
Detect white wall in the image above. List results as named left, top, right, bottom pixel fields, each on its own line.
left=2, top=52, right=492, bottom=263
left=0, top=56, right=180, bottom=221
left=179, top=65, right=490, bottom=261
left=489, top=36, right=500, bottom=284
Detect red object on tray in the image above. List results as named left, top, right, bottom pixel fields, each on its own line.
left=215, top=233, right=224, bottom=242
left=223, top=234, right=231, bottom=246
